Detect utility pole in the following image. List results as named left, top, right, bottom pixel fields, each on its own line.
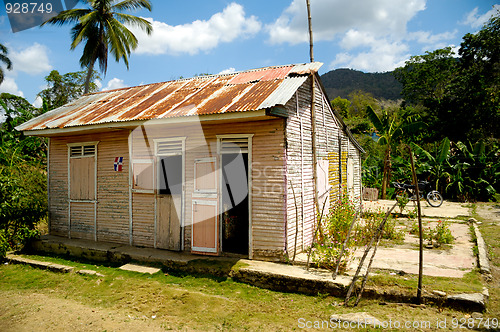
left=306, top=0, right=314, bottom=62
left=408, top=146, right=423, bottom=304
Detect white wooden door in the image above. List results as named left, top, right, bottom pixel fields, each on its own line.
left=191, top=158, right=219, bottom=254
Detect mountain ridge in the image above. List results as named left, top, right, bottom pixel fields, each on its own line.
left=320, top=68, right=402, bottom=101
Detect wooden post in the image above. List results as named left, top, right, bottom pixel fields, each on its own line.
left=306, top=0, right=314, bottom=63
left=408, top=145, right=423, bottom=304
left=332, top=209, right=359, bottom=280
left=290, top=181, right=300, bottom=263
left=344, top=202, right=397, bottom=306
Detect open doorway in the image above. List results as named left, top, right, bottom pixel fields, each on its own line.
left=220, top=138, right=250, bottom=256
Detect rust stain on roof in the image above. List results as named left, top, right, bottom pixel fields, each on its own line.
left=17, top=62, right=323, bottom=132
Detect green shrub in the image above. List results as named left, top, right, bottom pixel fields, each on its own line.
left=396, top=192, right=409, bottom=214
left=310, top=193, right=357, bottom=273
left=0, top=163, right=46, bottom=255
left=428, top=220, right=454, bottom=245
left=358, top=209, right=405, bottom=244
left=0, top=230, right=9, bottom=258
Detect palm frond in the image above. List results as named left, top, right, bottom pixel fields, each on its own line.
left=113, top=0, right=152, bottom=12
left=0, top=53, right=13, bottom=70
left=41, top=8, right=91, bottom=26
left=0, top=43, right=8, bottom=54
left=410, top=142, right=433, bottom=161
left=114, top=13, right=152, bottom=34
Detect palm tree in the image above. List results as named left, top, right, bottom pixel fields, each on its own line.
left=366, top=106, right=425, bottom=199
left=0, top=43, right=13, bottom=86
left=42, top=0, right=153, bottom=93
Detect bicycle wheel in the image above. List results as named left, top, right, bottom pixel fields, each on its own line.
left=426, top=191, right=443, bottom=207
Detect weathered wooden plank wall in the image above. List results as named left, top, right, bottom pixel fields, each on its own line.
left=130, top=118, right=285, bottom=259
left=285, top=75, right=362, bottom=258
left=49, top=131, right=130, bottom=243
left=69, top=201, right=94, bottom=240
left=96, top=131, right=129, bottom=244
left=48, top=138, right=69, bottom=237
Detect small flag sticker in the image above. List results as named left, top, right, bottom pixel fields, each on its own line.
left=114, top=157, right=124, bottom=172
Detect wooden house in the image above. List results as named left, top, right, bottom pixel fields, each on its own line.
left=17, top=63, right=363, bottom=261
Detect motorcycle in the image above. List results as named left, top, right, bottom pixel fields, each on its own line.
left=392, top=180, right=443, bottom=207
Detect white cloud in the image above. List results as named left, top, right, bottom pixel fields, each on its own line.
left=267, top=0, right=427, bottom=45
left=10, top=43, right=52, bottom=75
left=0, top=76, right=24, bottom=96
left=463, top=5, right=499, bottom=29
left=407, top=30, right=458, bottom=52
left=218, top=67, right=236, bottom=75
left=102, top=78, right=127, bottom=91
left=32, top=96, right=43, bottom=108
left=331, top=33, right=409, bottom=72
left=94, top=79, right=103, bottom=90
left=131, top=3, right=261, bottom=55
left=268, top=0, right=467, bottom=72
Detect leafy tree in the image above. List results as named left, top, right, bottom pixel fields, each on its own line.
left=366, top=105, right=425, bottom=198
left=456, top=11, right=500, bottom=140
left=331, top=96, right=350, bottom=119
left=38, top=69, right=101, bottom=111
left=0, top=43, right=13, bottom=86
left=394, top=12, right=500, bottom=141
left=0, top=94, right=47, bottom=257
left=42, top=0, right=153, bottom=93
left=0, top=93, right=47, bottom=164
left=347, top=90, right=379, bottom=117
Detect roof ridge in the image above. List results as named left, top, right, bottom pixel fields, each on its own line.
left=87, top=62, right=321, bottom=96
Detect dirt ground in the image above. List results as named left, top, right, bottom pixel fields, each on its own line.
left=0, top=291, right=169, bottom=332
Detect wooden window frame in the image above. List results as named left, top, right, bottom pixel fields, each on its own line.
left=131, top=159, right=155, bottom=194
left=193, top=157, right=217, bottom=198
left=67, top=141, right=99, bottom=202
left=153, top=137, right=186, bottom=250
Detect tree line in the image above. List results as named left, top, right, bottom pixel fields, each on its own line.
left=333, top=11, right=499, bottom=202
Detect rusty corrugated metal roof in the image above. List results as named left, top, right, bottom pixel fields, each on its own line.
left=16, top=62, right=323, bottom=132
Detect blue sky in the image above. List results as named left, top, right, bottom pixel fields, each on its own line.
left=0, top=0, right=498, bottom=106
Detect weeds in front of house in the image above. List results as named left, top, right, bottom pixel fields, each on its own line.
left=429, top=220, right=454, bottom=245
left=408, top=220, right=454, bottom=246
left=309, top=193, right=404, bottom=272
left=309, top=193, right=357, bottom=273
left=358, top=209, right=405, bottom=243
left=396, top=191, right=409, bottom=215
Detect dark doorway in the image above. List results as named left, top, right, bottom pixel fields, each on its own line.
left=221, top=153, right=249, bottom=255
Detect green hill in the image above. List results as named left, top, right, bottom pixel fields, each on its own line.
left=320, top=68, right=402, bottom=101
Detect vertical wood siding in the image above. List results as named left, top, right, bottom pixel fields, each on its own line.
left=48, top=138, right=69, bottom=237
left=285, top=75, right=362, bottom=258
left=49, top=131, right=130, bottom=243
left=69, top=202, right=94, bottom=240
left=96, top=131, right=130, bottom=244
left=130, top=119, right=285, bottom=259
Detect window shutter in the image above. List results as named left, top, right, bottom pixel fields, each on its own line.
left=70, top=146, right=82, bottom=157
left=220, top=138, right=249, bottom=154
left=157, top=140, right=183, bottom=155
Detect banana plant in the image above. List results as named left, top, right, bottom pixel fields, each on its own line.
left=411, top=137, right=451, bottom=191
left=446, top=140, right=498, bottom=201
left=366, top=105, right=425, bottom=198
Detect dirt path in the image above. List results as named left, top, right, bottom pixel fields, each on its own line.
left=0, top=290, right=183, bottom=332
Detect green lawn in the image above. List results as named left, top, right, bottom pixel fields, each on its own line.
left=0, top=251, right=495, bottom=331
